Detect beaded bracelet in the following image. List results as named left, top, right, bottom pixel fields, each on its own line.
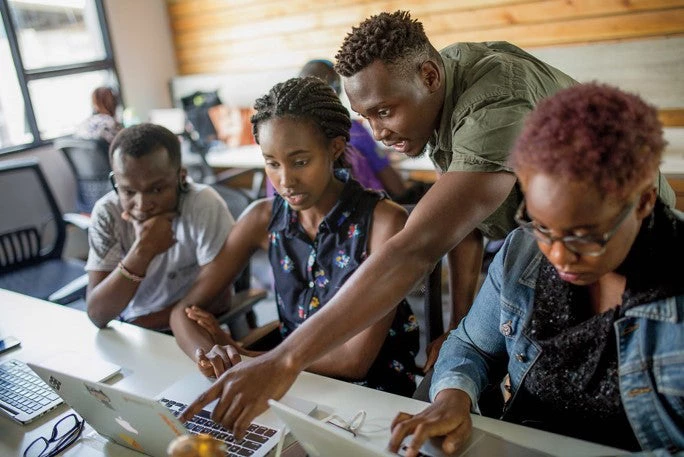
left=117, top=261, right=145, bottom=283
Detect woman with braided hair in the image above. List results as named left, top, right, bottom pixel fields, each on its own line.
left=171, top=76, right=419, bottom=396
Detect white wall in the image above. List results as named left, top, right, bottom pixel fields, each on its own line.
left=529, top=37, right=684, bottom=110
left=529, top=37, right=684, bottom=158
left=104, top=0, right=178, bottom=122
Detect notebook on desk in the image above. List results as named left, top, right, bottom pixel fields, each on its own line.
left=268, top=399, right=553, bottom=457
left=28, top=364, right=315, bottom=457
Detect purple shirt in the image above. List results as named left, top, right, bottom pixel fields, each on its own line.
left=350, top=120, right=390, bottom=174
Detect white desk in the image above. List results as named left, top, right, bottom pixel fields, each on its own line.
left=203, top=144, right=438, bottom=173
left=203, top=139, right=684, bottom=177
left=390, top=153, right=435, bottom=172
left=0, top=289, right=625, bottom=456
left=205, top=144, right=265, bottom=169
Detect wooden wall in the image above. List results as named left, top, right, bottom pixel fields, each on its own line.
left=166, top=0, right=684, bottom=76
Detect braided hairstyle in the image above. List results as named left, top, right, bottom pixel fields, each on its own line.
left=334, top=10, right=441, bottom=77
left=251, top=76, right=352, bottom=168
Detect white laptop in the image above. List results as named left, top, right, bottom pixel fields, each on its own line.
left=0, top=352, right=120, bottom=424
left=268, top=399, right=553, bottom=457
left=28, top=363, right=315, bottom=457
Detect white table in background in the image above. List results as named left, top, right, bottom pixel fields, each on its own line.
left=205, top=144, right=264, bottom=169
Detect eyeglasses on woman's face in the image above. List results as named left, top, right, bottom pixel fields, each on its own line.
left=514, top=199, right=636, bottom=256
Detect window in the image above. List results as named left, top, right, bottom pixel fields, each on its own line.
left=0, top=17, right=32, bottom=148
left=0, top=0, right=118, bottom=153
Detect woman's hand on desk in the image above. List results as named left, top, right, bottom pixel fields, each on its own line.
left=388, top=389, right=472, bottom=457
left=185, top=306, right=233, bottom=345
left=179, top=350, right=299, bottom=440
left=196, top=345, right=241, bottom=378
left=186, top=306, right=242, bottom=378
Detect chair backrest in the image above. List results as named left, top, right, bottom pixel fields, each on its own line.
left=0, top=158, right=66, bottom=273
left=181, top=90, right=221, bottom=147
left=211, top=184, right=251, bottom=221
left=210, top=184, right=254, bottom=292
left=423, top=260, right=444, bottom=344
left=54, top=137, right=111, bottom=213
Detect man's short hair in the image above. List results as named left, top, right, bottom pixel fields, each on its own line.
left=334, top=10, right=441, bottom=77
left=109, top=123, right=181, bottom=169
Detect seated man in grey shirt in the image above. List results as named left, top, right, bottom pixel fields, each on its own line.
left=85, top=123, right=235, bottom=330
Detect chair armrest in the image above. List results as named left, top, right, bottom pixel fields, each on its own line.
left=48, top=273, right=89, bottom=305
left=214, top=168, right=265, bottom=200
left=63, top=213, right=91, bottom=231
left=215, top=287, right=269, bottom=341
left=424, top=261, right=444, bottom=344
left=216, top=288, right=268, bottom=324
left=240, top=320, right=280, bottom=349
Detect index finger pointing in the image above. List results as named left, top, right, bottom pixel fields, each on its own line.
left=178, top=379, right=223, bottom=422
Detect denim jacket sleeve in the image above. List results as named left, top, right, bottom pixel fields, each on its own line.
left=631, top=449, right=684, bottom=456
left=430, top=232, right=516, bottom=410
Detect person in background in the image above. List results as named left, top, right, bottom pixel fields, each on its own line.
left=74, top=86, right=123, bottom=144
left=171, top=76, right=419, bottom=396
left=85, top=123, right=236, bottom=330
left=178, top=11, right=675, bottom=437
left=389, top=83, right=684, bottom=456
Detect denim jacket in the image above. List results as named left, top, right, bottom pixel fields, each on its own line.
left=431, top=227, right=684, bottom=454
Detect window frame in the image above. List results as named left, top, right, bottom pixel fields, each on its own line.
left=0, top=0, right=120, bottom=155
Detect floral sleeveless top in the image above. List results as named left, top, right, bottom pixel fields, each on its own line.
left=268, top=171, right=419, bottom=396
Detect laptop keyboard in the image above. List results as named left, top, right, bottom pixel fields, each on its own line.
left=400, top=445, right=431, bottom=457
left=0, top=359, right=61, bottom=415
left=160, top=398, right=278, bottom=457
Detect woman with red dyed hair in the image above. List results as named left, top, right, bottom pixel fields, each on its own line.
left=390, top=83, right=683, bottom=456
left=74, top=86, right=122, bottom=144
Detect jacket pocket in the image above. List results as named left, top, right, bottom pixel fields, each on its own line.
left=653, top=357, right=684, bottom=418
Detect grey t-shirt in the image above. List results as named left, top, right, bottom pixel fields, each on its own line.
left=85, top=183, right=234, bottom=320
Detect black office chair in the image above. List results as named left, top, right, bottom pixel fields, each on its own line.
left=180, top=99, right=266, bottom=200
left=54, top=137, right=111, bottom=213
left=421, top=260, right=444, bottom=345
left=183, top=137, right=266, bottom=201
left=0, top=158, right=89, bottom=306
